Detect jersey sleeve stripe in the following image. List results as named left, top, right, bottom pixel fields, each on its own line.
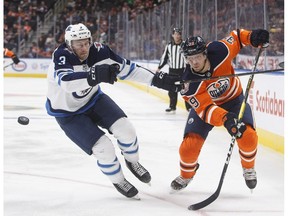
left=206, top=105, right=218, bottom=125
left=118, top=62, right=136, bottom=80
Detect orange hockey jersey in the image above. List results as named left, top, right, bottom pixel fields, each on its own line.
left=4, top=48, right=16, bottom=58
left=181, top=29, right=253, bottom=126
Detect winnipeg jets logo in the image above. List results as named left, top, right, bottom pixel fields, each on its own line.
left=94, top=42, right=103, bottom=51
left=207, top=78, right=230, bottom=98
left=72, top=87, right=93, bottom=98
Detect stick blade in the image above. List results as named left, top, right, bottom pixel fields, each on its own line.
left=188, top=193, right=219, bottom=210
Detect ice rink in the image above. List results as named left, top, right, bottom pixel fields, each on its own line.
left=3, top=77, right=285, bottom=216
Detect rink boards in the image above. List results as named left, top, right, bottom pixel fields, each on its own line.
left=3, top=58, right=285, bottom=154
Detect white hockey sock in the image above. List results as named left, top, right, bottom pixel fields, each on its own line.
left=92, top=135, right=124, bottom=183
left=110, top=117, right=139, bottom=163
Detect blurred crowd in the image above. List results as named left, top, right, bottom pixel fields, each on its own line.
left=52, top=0, right=169, bottom=56
left=4, top=0, right=168, bottom=58
left=4, top=0, right=57, bottom=56
left=4, top=0, right=284, bottom=59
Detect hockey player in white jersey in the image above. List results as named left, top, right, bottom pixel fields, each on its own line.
left=46, top=23, right=182, bottom=199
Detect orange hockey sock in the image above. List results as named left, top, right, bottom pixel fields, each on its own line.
left=236, top=125, right=258, bottom=169
left=179, top=133, right=204, bottom=179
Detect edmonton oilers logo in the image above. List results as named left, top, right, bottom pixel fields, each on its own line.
left=207, top=78, right=230, bottom=98
left=188, top=117, right=194, bottom=124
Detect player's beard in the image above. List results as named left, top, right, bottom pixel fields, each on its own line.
left=78, top=52, right=89, bottom=61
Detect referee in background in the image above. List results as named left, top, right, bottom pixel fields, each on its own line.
left=156, top=28, right=190, bottom=113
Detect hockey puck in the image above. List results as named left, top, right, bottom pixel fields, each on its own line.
left=17, top=116, right=29, bottom=125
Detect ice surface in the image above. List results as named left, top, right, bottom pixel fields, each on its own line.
left=3, top=78, right=284, bottom=216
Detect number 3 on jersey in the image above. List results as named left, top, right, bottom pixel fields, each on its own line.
left=58, top=56, right=66, bottom=65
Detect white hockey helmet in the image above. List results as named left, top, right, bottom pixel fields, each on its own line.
left=65, top=23, right=92, bottom=48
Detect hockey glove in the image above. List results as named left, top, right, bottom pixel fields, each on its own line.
left=87, top=64, right=119, bottom=86
left=223, top=112, right=246, bottom=138
left=12, top=54, right=20, bottom=64
left=250, top=29, right=269, bottom=48
left=152, top=72, right=183, bottom=92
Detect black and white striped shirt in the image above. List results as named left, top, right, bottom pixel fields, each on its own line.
left=158, top=41, right=185, bottom=70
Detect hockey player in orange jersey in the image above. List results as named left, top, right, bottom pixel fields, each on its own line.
left=4, top=48, right=20, bottom=64
left=170, top=29, right=269, bottom=191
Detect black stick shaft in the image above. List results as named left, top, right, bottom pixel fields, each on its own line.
left=4, top=62, right=14, bottom=69
left=175, top=68, right=282, bottom=85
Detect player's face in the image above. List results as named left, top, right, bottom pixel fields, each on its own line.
left=186, top=53, right=206, bottom=73
left=71, top=39, right=90, bottom=61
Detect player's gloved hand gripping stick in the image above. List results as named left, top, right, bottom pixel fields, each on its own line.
left=152, top=71, right=183, bottom=92
left=87, top=64, right=119, bottom=86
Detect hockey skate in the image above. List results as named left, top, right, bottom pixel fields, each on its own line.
left=243, top=167, right=257, bottom=190
left=165, top=107, right=176, bottom=113
left=125, top=160, right=151, bottom=184
left=113, top=178, right=139, bottom=199
left=170, top=175, right=192, bottom=193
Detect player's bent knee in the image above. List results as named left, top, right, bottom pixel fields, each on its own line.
left=179, top=133, right=205, bottom=157
left=237, top=125, right=258, bottom=151
left=109, top=117, right=136, bottom=143
left=92, top=135, right=116, bottom=162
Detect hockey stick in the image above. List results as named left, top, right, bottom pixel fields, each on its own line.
left=175, top=68, right=282, bottom=85
left=4, top=62, right=14, bottom=69
left=188, top=46, right=265, bottom=211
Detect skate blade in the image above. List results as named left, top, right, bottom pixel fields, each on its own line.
left=131, top=194, right=141, bottom=200
left=169, top=188, right=183, bottom=194
left=165, top=111, right=176, bottom=115
left=146, top=182, right=151, bottom=186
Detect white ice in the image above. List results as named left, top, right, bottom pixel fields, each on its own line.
left=3, top=78, right=285, bottom=216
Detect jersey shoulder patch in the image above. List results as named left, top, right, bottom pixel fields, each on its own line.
left=93, top=42, right=104, bottom=51
left=224, top=35, right=235, bottom=44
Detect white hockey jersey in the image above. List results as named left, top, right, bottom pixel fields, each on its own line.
left=46, top=42, right=155, bottom=117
